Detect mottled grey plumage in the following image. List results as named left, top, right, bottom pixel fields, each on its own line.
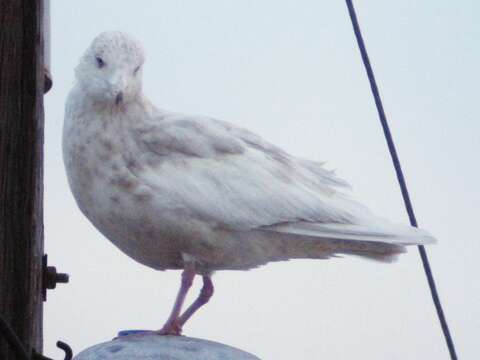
left=63, top=32, right=435, bottom=276
left=63, top=31, right=437, bottom=335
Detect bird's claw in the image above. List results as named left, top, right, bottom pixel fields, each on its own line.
left=156, top=320, right=183, bottom=336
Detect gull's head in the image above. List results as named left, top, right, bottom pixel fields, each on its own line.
left=75, top=31, right=145, bottom=106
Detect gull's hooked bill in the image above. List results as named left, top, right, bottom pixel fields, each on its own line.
left=115, top=92, right=123, bottom=105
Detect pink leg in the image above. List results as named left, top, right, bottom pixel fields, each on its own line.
left=157, top=266, right=196, bottom=335
left=178, top=275, right=214, bottom=327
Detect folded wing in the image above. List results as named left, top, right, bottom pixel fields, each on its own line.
left=134, top=112, right=435, bottom=254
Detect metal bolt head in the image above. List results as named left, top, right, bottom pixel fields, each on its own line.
left=43, top=254, right=69, bottom=301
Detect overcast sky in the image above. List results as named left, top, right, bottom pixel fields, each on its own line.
left=44, top=1, right=479, bottom=359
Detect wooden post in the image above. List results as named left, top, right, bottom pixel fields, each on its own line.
left=0, top=0, right=45, bottom=358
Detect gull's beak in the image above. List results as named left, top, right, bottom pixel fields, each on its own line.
left=115, top=92, right=124, bottom=105
left=109, top=71, right=127, bottom=106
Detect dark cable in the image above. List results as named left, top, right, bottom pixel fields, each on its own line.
left=0, top=314, right=30, bottom=360
left=344, top=1, right=458, bottom=359
left=0, top=313, right=73, bottom=360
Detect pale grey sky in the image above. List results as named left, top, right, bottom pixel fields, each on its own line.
left=44, top=1, right=479, bottom=359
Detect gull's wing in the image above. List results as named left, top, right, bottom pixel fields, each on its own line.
left=131, top=112, right=357, bottom=227
left=131, top=112, right=434, bottom=245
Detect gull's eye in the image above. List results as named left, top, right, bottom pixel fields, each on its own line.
left=95, top=56, right=105, bottom=68
left=133, top=65, right=141, bottom=75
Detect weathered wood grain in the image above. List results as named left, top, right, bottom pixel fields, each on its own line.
left=0, top=0, right=45, bottom=358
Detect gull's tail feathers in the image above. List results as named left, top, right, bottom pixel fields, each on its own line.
left=261, top=220, right=436, bottom=263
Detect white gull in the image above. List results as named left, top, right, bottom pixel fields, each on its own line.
left=63, top=31, right=435, bottom=335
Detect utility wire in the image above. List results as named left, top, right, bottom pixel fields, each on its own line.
left=0, top=314, right=30, bottom=360
left=344, top=1, right=458, bottom=359
left=0, top=313, right=72, bottom=360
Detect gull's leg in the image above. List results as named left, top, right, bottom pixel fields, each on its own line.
left=157, top=263, right=196, bottom=336
left=178, top=275, right=214, bottom=327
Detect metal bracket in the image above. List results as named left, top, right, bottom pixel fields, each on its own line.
left=42, top=255, right=69, bottom=301
left=32, top=342, right=73, bottom=360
